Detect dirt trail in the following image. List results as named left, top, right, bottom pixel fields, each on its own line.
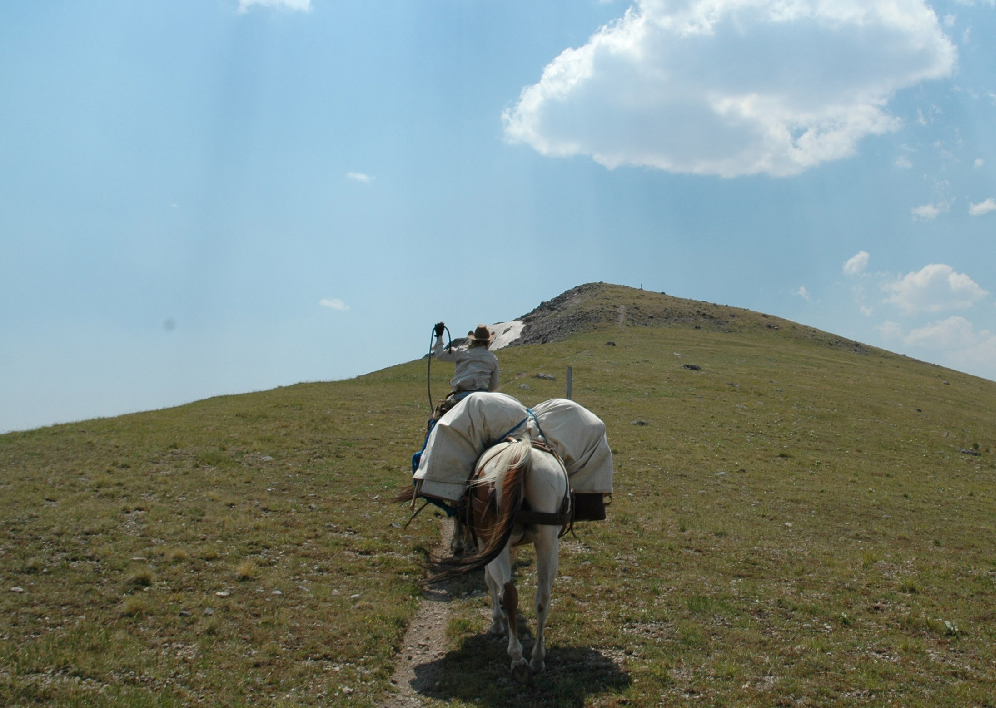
left=382, top=520, right=460, bottom=708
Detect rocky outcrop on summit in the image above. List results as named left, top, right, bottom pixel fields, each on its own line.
left=506, top=282, right=875, bottom=356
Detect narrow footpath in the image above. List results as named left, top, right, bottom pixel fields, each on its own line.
left=381, top=520, right=459, bottom=708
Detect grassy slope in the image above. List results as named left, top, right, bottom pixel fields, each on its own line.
left=2, top=286, right=995, bottom=707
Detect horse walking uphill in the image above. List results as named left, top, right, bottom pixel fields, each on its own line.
left=446, top=432, right=570, bottom=680
left=399, top=392, right=614, bottom=680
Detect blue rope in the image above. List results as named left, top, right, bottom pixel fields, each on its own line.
left=497, top=407, right=546, bottom=442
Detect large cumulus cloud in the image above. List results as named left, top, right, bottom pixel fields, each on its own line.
left=503, top=0, right=956, bottom=177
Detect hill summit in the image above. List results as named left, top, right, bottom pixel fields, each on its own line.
left=506, top=282, right=870, bottom=355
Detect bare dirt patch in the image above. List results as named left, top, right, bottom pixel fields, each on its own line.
left=382, top=521, right=459, bottom=708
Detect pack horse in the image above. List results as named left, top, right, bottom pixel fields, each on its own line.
left=402, top=391, right=614, bottom=680
left=449, top=431, right=572, bottom=681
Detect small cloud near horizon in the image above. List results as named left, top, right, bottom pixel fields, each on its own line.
left=794, top=286, right=812, bottom=301
left=881, top=263, right=988, bottom=315
left=238, top=0, right=311, bottom=12
left=843, top=251, right=870, bottom=276
left=975, top=158, right=985, bottom=168
left=319, top=298, right=349, bottom=311
left=968, top=198, right=996, bottom=216
left=347, top=172, right=373, bottom=183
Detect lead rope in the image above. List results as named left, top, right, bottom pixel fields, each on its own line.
left=426, top=325, right=452, bottom=412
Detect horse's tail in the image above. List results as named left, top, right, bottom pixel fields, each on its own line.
left=391, top=484, right=416, bottom=504
left=427, top=434, right=532, bottom=582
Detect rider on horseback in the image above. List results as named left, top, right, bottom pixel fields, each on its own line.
left=431, top=322, right=499, bottom=419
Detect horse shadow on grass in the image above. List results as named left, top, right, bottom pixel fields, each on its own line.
left=408, top=633, right=631, bottom=708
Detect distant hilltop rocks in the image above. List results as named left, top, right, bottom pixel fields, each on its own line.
left=489, top=282, right=876, bottom=356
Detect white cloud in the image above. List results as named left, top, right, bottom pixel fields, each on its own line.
left=794, top=286, right=811, bottom=301
left=882, top=263, right=988, bottom=314
left=950, top=332, right=996, bottom=378
left=346, top=172, right=372, bottom=183
left=876, top=320, right=904, bottom=339
left=504, top=1, right=957, bottom=178
left=911, top=203, right=941, bottom=220
left=895, top=155, right=913, bottom=169
left=905, top=315, right=978, bottom=349
left=319, top=298, right=349, bottom=311
left=860, top=305, right=874, bottom=317
left=843, top=251, right=870, bottom=276
left=239, top=0, right=311, bottom=12
left=968, top=198, right=996, bottom=216
left=975, top=158, right=985, bottom=168
left=879, top=315, right=996, bottom=380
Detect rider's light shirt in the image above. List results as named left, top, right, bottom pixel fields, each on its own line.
left=432, top=338, right=499, bottom=393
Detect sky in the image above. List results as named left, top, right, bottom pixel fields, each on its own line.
left=1, top=0, right=994, bottom=433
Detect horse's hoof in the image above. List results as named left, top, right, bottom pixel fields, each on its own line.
left=530, top=658, right=545, bottom=672
left=511, top=661, right=531, bottom=684
left=487, top=622, right=505, bottom=637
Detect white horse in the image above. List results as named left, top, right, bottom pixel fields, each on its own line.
left=443, top=432, right=571, bottom=682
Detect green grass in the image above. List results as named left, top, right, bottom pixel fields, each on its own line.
left=3, top=285, right=996, bottom=706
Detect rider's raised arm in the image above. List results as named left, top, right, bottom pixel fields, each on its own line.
left=432, top=336, right=461, bottom=362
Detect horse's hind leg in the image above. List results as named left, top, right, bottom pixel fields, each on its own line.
left=486, top=550, right=528, bottom=678
left=530, top=525, right=560, bottom=672
left=484, top=566, right=505, bottom=636
left=450, top=517, right=472, bottom=556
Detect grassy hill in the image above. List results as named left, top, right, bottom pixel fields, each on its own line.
left=2, top=284, right=995, bottom=707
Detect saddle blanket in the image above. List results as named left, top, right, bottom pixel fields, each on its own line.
left=414, top=392, right=614, bottom=502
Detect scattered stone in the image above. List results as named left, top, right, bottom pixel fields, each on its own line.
left=203, top=607, right=215, bottom=616
left=10, top=587, right=25, bottom=593
left=130, top=557, right=147, bottom=562
left=518, top=384, right=530, bottom=390
left=179, top=610, right=192, bottom=617
left=534, top=373, right=556, bottom=380
left=215, top=591, right=230, bottom=597
left=631, top=420, right=647, bottom=426
left=943, top=381, right=950, bottom=385
left=350, top=593, right=361, bottom=600
left=260, top=455, right=275, bottom=462
left=272, top=590, right=283, bottom=596
left=605, top=341, right=616, bottom=346
left=960, top=449, right=981, bottom=456
left=784, top=522, right=793, bottom=528
left=682, top=364, right=701, bottom=371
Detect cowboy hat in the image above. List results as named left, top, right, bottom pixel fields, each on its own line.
left=467, top=324, right=492, bottom=343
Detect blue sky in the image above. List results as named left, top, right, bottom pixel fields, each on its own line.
left=1, top=0, right=994, bottom=433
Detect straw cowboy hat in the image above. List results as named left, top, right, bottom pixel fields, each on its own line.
left=467, top=324, right=492, bottom=343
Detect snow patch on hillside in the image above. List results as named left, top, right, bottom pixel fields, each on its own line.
left=490, top=321, right=524, bottom=350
